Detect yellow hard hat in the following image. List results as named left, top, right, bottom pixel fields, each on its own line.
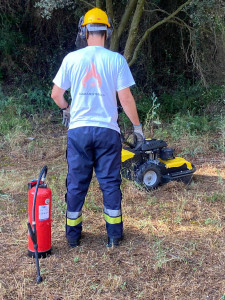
left=82, top=8, right=110, bottom=27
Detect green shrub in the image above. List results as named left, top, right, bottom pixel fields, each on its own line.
left=0, top=84, right=58, bottom=136
left=170, top=112, right=212, bottom=138
left=0, top=85, right=57, bottom=116
left=158, top=84, right=225, bottom=117
left=0, top=110, right=32, bottom=136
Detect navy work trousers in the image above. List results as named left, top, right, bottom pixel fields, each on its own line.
left=66, top=126, right=123, bottom=242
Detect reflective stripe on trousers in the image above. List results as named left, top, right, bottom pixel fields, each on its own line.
left=104, top=207, right=122, bottom=224
left=66, top=210, right=82, bottom=227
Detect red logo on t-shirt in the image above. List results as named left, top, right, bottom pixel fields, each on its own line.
left=82, top=62, right=102, bottom=88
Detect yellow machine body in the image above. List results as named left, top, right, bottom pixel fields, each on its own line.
left=159, top=157, right=193, bottom=170
left=121, top=139, right=196, bottom=188
left=121, top=149, right=135, bottom=162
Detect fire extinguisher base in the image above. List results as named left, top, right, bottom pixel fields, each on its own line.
left=28, top=248, right=52, bottom=259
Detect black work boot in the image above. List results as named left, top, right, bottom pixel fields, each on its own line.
left=106, top=237, right=123, bottom=248
left=68, top=239, right=80, bottom=248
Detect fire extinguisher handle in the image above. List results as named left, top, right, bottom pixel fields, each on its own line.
left=41, top=165, right=48, bottom=183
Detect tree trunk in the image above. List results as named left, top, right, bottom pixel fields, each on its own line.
left=123, top=0, right=145, bottom=61
left=110, top=0, right=138, bottom=52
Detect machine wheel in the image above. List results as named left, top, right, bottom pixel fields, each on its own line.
left=135, top=162, right=161, bottom=190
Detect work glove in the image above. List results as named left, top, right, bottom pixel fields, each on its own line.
left=61, top=106, right=70, bottom=128
left=133, top=124, right=145, bottom=150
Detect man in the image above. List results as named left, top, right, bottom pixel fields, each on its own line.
left=51, top=8, right=144, bottom=248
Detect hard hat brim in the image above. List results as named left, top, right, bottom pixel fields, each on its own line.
left=86, top=24, right=108, bottom=31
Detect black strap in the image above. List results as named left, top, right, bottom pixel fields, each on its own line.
left=60, top=103, right=69, bottom=111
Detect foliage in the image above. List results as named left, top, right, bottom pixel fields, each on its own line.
left=0, top=16, right=26, bottom=56
left=0, top=112, right=32, bottom=136
left=1, top=0, right=225, bottom=93
left=118, top=83, right=225, bottom=140
left=0, top=14, right=27, bottom=82
left=154, top=112, right=212, bottom=140
left=152, top=110, right=225, bottom=156
left=185, top=0, right=225, bottom=32
left=0, top=84, right=58, bottom=135
left=34, top=0, right=76, bottom=19
left=0, top=85, right=56, bottom=115
left=0, top=0, right=224, bottom=138
left=183, top=0, right=225, bottom=85
left=215, top=116, right=225, bottom=152
left=170, top=113, right=212, bottom=137
left=158, top=84, right=225, bottom=117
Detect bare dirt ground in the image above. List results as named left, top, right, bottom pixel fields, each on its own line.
left=0, top=124, right=225, bottom=300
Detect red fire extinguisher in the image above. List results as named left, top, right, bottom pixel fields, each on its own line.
left=27, top=165, right=52, bottom=283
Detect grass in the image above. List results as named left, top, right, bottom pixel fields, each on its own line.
left=0, top=116, right=225, bottom=299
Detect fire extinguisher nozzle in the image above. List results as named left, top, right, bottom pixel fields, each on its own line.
left=36, top=275, right=43, bottom=284
left=27, top=222, right=37, bottom=244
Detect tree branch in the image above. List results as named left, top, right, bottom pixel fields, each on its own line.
left=129, top=0, right=192, bottom=66
left=79, top=0, right=95, bottom=8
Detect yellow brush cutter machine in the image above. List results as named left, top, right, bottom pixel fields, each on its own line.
left=121, top=137, right=196, bottom=190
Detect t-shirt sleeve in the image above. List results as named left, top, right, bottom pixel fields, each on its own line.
left=53, top=56, right=71, bottom=90
left=116, top=56, right=135, bottom=91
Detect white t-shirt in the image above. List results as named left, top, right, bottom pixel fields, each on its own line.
left=53, top=46, right=135, bottom=133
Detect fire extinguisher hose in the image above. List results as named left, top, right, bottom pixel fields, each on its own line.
left=27, top=165, right=48, bottom=284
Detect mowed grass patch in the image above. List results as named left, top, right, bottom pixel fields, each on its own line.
left=0, top=128, right=225, bottom=299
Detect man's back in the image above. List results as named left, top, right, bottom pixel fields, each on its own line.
left=53, top=46, right=135, bottom=132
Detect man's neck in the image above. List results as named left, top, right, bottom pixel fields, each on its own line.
left=87, top=35, right=105, bottom=47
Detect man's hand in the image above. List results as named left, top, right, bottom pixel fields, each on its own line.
left=61, top=107, right=70, bottom=128
left=133, top=124, right=145, bottom=150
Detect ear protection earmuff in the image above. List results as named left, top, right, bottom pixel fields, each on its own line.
left=106, top=17, right=113, bottom=40
left=77, top=16, right=87, bottom=40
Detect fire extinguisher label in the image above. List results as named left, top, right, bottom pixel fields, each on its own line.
left=39, top=205, right=49, bottom=221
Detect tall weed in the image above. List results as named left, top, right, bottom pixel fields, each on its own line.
left=143, top=92, right=161, bottom=135
left=118, top=89, right=161, bottom=136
